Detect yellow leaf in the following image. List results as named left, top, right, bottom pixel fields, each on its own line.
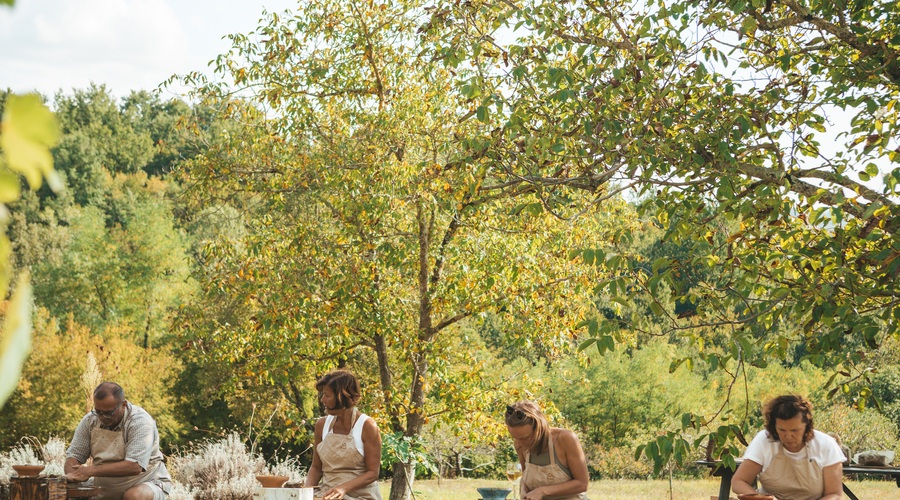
left=0, top=271, right=33, bottom=409
left=0, top=93, right=61, bottom=191
left=0, top=170, right=21, bottom=203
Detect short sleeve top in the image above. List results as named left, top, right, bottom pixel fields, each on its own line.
left=741, top=429, right=845, bottom=471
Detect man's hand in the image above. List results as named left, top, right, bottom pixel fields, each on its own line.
left=65, top=464, right=92, bottom=483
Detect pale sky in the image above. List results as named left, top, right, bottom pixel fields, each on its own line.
left=1, top=0, right=297, bottom=99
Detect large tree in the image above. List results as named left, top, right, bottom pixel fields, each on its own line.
left=175, top=1, right=624, bottom=497
left=424, top=0, right=899, bottom=468
left=427, top=0, right=900, bottom=470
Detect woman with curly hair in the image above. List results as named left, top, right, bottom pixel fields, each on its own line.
left=732, top=395, right=844, bottom=500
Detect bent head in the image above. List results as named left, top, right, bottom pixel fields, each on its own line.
left=505, top=400, right=550, bottom=456
left=92, top=382, right=127, bottom=426
left=764, top=395, right=814, bottom=452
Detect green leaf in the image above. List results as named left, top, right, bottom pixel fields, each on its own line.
left=681, top=412, right=693, bottom=429
left=861, top=200, right=882, bottom=220
left=476, top=105, right=488, bottom=123
left=577, top=338, right=597, bottom=352
left=651, top=257, right=670, bottom=273
left=0, top=272, right=33, bottom=409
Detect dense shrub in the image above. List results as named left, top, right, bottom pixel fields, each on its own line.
left=816, top=405, right=900, bottom=458
left=585, top=444, right=653, bottom=480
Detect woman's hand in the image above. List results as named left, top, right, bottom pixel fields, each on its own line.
left=737, top=494, right=775, bottom=500
left=319, top=486, right=346, bottom=500
left=522, top=487, right=547, bottom=500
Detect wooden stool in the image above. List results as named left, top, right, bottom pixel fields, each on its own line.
left=10, top=477, right=66, bottom=500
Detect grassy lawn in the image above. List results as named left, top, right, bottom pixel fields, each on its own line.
left=377, top=477, right=899, bottom=499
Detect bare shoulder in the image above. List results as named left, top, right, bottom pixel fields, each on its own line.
left=552, top=428, right=583, bottom=453
left=554, top=428, right=581, bottom=444
left=362, top=415, right=381, bottom=435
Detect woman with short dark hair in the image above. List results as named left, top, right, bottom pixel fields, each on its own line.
left=505, top=400, right=589, bottom=500
left=305, top=370, right=381, bottom=500
left=732, top=395, right=844, bottom=500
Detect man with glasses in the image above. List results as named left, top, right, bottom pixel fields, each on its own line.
left=65, top=382, right=172, bottom=499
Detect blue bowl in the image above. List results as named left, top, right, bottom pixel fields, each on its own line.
left=477, top=487, right=512, bottom=500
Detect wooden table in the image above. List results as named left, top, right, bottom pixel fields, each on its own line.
left=696, top=460, right=900, bottom=500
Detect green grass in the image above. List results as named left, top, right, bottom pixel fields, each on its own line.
left=377, top=478, right=899, bottom=499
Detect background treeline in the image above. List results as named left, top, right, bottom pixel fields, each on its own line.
left=1, top=85, right=898, bottom=482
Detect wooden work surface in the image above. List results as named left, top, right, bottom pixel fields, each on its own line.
left=65, top=486, right=101, bottom=499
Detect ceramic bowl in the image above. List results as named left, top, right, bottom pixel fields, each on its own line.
left=255, top=474, right=290, bottom=488
left=12, top=464, right=45, bottom=477
left=476, top=487, right=512, bottom=500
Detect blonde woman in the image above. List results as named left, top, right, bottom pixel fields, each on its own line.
left=505, top=401, right=589, bottom=500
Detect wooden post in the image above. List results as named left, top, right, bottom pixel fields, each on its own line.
left=9, top=477, right=66, bottom=500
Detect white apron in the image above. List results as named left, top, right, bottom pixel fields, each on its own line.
left=521, top=434, right=587, bottom=500
left=317, top=411, right=381, bottom=500
left=758, top=444, right=824, bottom=500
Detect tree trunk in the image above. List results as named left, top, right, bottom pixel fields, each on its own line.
left=373, top=332, right=402, bottom=432
left=388, top=462, right=415, bottom=500
left=385, top=200, right=430, bottom=500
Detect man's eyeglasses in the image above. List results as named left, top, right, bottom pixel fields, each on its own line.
left=506, top=405, right=526, bottom=421
left=91, top=404, right=120, bottom=418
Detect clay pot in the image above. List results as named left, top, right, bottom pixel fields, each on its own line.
left=255, top=475, right=289, bottom=488
left=12, top=464, right=45, bottom=477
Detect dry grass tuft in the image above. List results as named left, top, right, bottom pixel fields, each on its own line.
left=0, top=436, right=68, bottom=484
left=168, top=432, right=306, bottom=500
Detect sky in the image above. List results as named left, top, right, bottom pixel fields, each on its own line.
left=1, top=0, right=298, bottom=99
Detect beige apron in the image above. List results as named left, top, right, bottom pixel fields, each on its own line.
left=317, top=410, right=381, bottom=500
left=758, top=443, right=823, bottom=500
left=90, top=414, right=161, bottom=500
left=521, top=434, right=587, bottom=500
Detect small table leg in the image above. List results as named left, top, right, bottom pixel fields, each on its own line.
left=716, top=467, right=734, bottom=500
left=842, top=483, right=859, bottom=500
left=718, top=478, right=731, bottom=500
